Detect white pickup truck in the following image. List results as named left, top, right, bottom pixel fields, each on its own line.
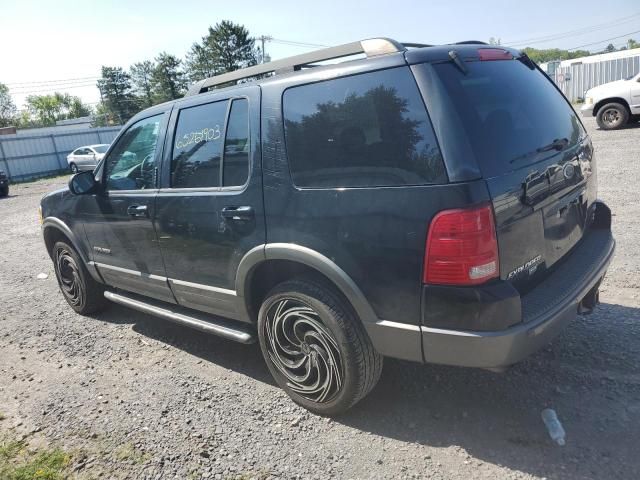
left=581, top=72, right=640, bottom=130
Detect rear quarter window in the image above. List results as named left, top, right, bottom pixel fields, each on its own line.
left=283, top=67, right=447, bottom=188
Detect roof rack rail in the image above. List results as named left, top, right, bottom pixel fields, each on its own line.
left=185, top=37, right=406, bottom=96
left=402, top=42, right=433, bottom=49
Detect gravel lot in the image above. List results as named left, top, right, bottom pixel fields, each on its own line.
left=0, top=117, right=638, bottom=479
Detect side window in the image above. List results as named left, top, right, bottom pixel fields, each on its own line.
left=171, top=101, right=227, bottom=188
left=223, top=98, right=249, bottom=187
left=283, top=67, right=447, bottom=188
left=105, top=114, right=162, bottom=191
left=75, top=148, right=88, bottom=155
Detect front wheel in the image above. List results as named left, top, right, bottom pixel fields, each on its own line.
left=257, top=279, right=382, bottom=416
left=51, top=241, right=107, bottom=315
left=596, top=102, right=629, bottom=130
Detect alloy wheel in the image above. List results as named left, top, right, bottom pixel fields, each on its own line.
left=263, top=298, right=344, bottom=403
left=54, top=246, right=85, bottom=308
left=602, top=108, right=622, bottom=128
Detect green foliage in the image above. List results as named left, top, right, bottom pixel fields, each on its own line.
left=521, top=47, right=591, bottom=63
left=151, top=52, right=186, bottom=103
left=130, top=60, right=156, bottom=108
left=97, top=66, right=139, bottom=124
left=25, top=92, right=92, bottom=126
left=0, top=438, right=70, bottom=480
left=185, top=20, right=259, bottom=82
left=0, top=82, right=17, bottom=128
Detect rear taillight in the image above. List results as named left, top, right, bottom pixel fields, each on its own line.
left=424, top=204, right=499, bottom=286
left=478, top=48, right=513, bottom=61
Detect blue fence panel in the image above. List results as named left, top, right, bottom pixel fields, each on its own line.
left=0, top=126, right=121, bottom=181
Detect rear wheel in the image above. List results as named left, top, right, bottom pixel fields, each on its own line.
left=52, top=241, right=107, bottom=314
left=0, top=186, right=7, bottom=197
left=69, top=163, right=78, bottom=174
left=596, top=102, right=629, bottom=130
left=257, top=279, right=382, bottom=416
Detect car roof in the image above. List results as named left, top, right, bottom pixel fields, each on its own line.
left=127, top=39, right=524, bottom=123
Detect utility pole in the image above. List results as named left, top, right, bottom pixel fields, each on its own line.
left=258, top=35, right=273, bottom=63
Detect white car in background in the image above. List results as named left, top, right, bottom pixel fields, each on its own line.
left=581, top=72, right=640, bottom=130
left=66, top=144, right=109, bottom=173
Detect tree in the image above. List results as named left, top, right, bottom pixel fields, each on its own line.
left=605, top=43, right=616, bottom=53
left=184, top=20, right=259, bottom=82
left=627, top=38, right=639, bottom=50
left=0, top=83, right=17, bottom=128
left=152, top=53, right=186, bottom=103
left=488, top=37, right=501, bottom=45
left=130, top=60, right=156, bottom=108
left=185, top=43, right=218, bottom=82
left=521, top=47, right=591, bottom=63
left=97, top=66, right=139, bottom=124
left=25, top=92, right=92, bottom=126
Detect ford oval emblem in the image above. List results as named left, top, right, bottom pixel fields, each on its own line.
left=563, top=163, right=575, bottom=180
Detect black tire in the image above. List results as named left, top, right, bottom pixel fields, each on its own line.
left=0, top=186, right=7, bottom=197
left=596, top=102, right=629, bottom=130
left=51, top=240, right=108, bottom=315
left=70, top=163, right=78, bottom=174
left=257, top=279, right=383, bottom=416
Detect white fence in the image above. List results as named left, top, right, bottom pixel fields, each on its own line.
left=0, top=126, right=121, bottom=181
left=544, top=49, right=640, bottom=102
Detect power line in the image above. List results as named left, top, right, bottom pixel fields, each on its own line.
left=5, top=75, right=99, bottom=86
left=10, top=80, right=99, bottom=92
left=504, top=12, right=640, bottom=46
left=9, top=83, right=98, bottom=96
left=270, top=38, right=330, bottom=49
left=567, top=29, right=640, bottom=50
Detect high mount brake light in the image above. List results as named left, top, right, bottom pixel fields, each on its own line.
left=424, top=204, right=499, bottom=286
left=478, top=48, right=513, bottom=61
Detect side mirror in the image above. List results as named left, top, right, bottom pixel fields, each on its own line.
left=69, top=170, right=98, bottom=195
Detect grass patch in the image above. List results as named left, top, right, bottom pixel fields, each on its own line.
left=0, top=438, right=70, bottom=480
left=114, top=442, right=150, bottom=464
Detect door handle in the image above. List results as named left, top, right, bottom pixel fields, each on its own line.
left=127, top=205, right=148, bottom=217
left=221, top=206, right=254, bottom=221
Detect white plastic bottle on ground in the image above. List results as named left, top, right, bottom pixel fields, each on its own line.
left=541, top=408, right=566, bottom=446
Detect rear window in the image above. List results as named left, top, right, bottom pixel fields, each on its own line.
left=432, top=60, right=585, bottom=177
left=283, top=67, right=446, bottom=188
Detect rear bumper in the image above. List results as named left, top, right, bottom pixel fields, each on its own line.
left=422, top=227, right=614, bottom=367
left=366, top=219, right=615, bottom=367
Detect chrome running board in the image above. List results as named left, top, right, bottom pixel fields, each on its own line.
left=104, top=291, right=256, bottom=344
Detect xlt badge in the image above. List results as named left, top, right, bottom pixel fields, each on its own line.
left=93, top=246, right=111, bottom=254
left=507, top=255, right=543, bottom=280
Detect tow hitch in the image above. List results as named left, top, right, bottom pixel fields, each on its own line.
left=578, top=282, right=601, bottom=315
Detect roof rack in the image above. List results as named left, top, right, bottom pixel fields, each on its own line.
left=185, top=37, right=406, bottom=96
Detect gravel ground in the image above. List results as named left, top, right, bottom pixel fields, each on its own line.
left=0, top=117, right=639, bottom=480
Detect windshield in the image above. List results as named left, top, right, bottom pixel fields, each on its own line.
left=93, top=145, right=109, bottom=153
left=432, top=59, right=585, bottom=177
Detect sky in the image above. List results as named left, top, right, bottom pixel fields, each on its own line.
left=1, top=0, right=638, bottom=110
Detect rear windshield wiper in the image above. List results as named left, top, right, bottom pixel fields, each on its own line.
left=448, top=50, right=468, bottom=75
left=509, top=138, right=570, bottom=164
left=537, top=137, right=569, bottom=153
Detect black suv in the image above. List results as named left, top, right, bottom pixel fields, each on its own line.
left=40, top=39, right=615, bottom=415
left=0, top=170, right=8, bottom=197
